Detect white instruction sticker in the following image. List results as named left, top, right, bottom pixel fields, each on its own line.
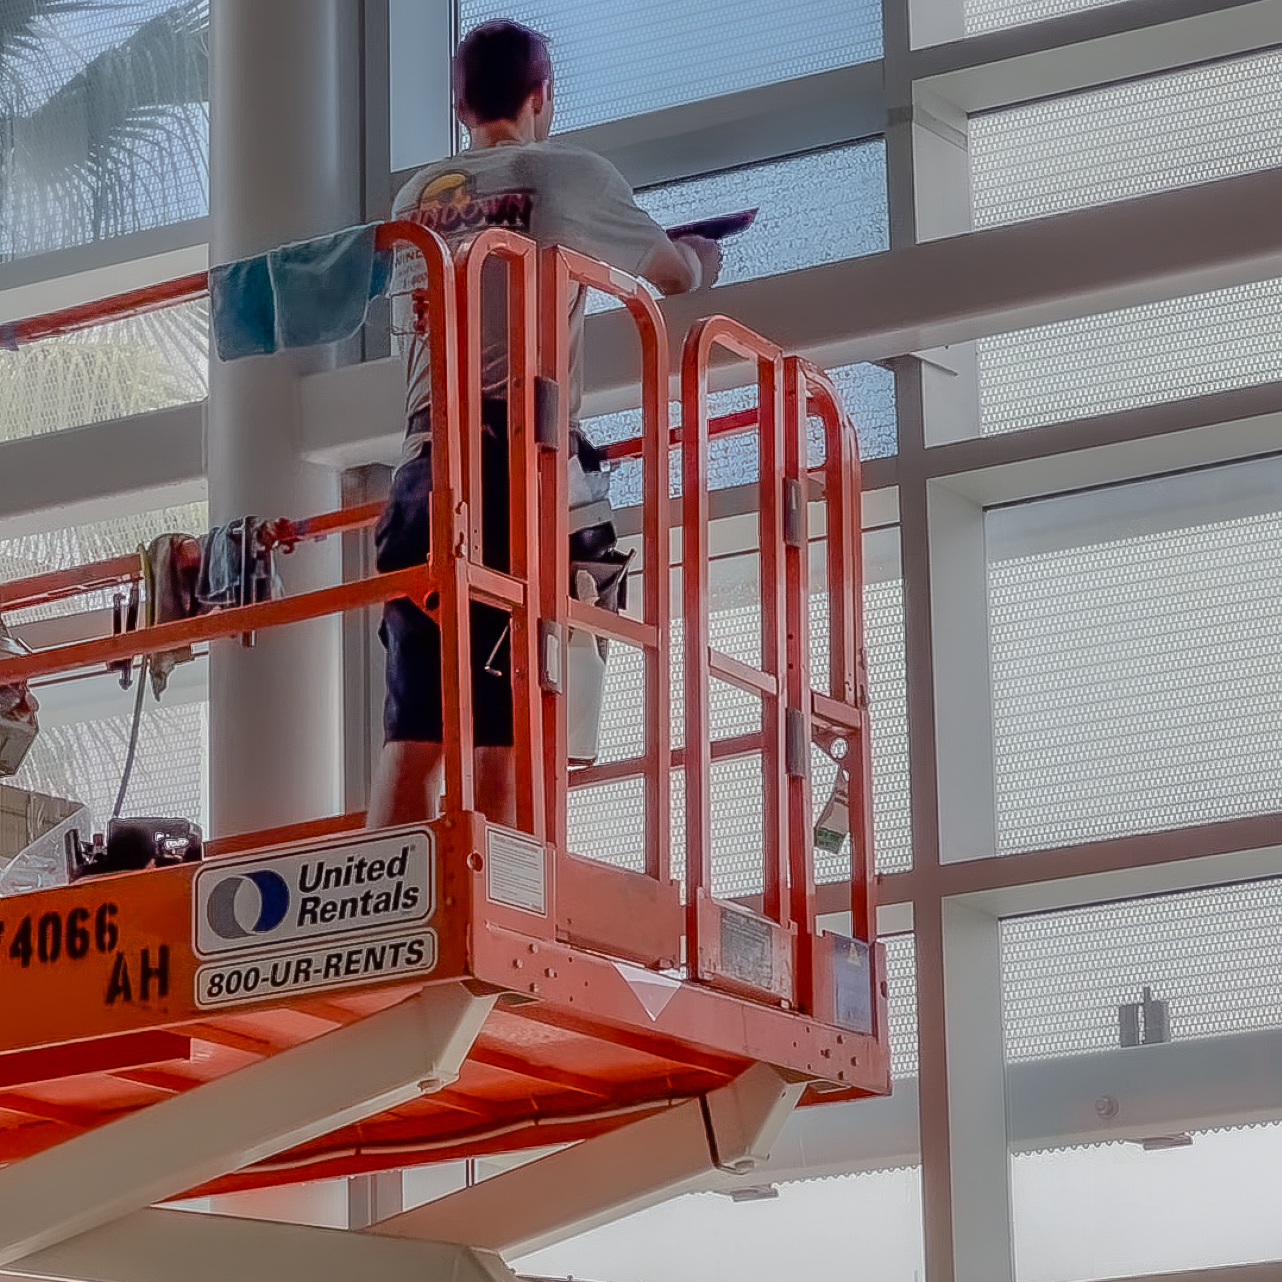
left=486, top=826, right=546, bottom=915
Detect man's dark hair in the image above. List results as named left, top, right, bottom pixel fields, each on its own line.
left=454, top=20, right=552, bottom=124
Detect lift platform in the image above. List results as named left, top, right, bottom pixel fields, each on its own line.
left=0, top=222, right=885, bottom=1268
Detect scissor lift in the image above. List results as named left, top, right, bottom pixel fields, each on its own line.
left=0, top=222, right=886, bottom=1280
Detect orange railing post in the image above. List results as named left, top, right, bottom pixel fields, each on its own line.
left=797, top=358, right=876, bottom=951
left=546, top=247, right=672, bottom=882
left=455, top=228, right=544, bottom=841
left=681, top=316, right=801, bottom=1007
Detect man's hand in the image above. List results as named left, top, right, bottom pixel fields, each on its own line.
left=640, top=234, right=724, bottom=296
left=675, top=234, right=722, bottom=290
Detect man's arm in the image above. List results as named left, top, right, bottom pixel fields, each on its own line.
left=549, top=148, right=723, bottom=295
left=639, top=234, right=723, bottom=296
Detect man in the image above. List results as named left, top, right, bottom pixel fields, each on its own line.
left=367, top=20, right=719, bottom=830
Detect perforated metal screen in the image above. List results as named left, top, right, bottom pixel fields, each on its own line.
left=976, top=278, right=1282, bottom=435
left=988, top=464, right=1282, bottom=853
left=963, top=0, right=1128, bottom=36
left=969, top=51, right=1282, bottom=435
left=970, top=50, right=1282, bottom=227
left=1001, top=880, right=1282, bottom=1064
left=12, top=690, right=209, bottom=836
left=458, top=0, right=881, bottom=134
left=883, top=931, right=918, bottom=1080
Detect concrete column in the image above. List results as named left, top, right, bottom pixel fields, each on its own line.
left=942, top=900, right=1015, bottom=1282
left=208, top=0, right=363, bottom=836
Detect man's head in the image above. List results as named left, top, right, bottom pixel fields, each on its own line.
left=454, top=20, right=553, bottom=139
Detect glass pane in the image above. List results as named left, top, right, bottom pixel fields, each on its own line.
left=2, top=498, right=211, bottom=836
left=563, top=530, right=909, bottom=881
left=0, top=0, right=209, bottom=261
left=0, top=301, right=209, bottom=444
left=0, top=500, right=209, bottom=623
left=635, top=143, right=889, bottom=285
left=585, top=358, right=896, bottom=518
left=584, top=143, right=889, bottom=322
left=11, top=674, right=209, bottom=835
left=987, top=459, right=1282, bottom=853
left=971, top=50, right=1282, bottom=227
left=976, top=278, right=1282, bottom=435
left=1013, top=1127, right=1282, bottom=1282
left=458, top=0, right=882, bottom=134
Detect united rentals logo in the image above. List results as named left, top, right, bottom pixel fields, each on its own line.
left=205, top=870, right=290, bottom=940
left=193, top=830, right=433, bottom=959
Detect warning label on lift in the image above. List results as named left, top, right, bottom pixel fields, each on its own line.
left=192, top=829, right=434, bottom=958
left=195, top=929, right=438, bottom=1009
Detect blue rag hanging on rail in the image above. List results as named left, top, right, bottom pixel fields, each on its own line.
left=209, top=223, right=392, bottom=361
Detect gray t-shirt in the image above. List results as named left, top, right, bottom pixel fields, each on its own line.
left=391, top=140, right=672, bottom=445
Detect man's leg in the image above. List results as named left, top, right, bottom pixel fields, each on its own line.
left=367, top=740, right=444, bottom=828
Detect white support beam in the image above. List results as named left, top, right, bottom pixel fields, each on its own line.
left=928, top=481, right=997, bottom=865
left=0, top=984, right=494, bottom=1268
left=943, top=901, right=1014, bottom=1282
left=0, top=229, right=207, bottom=315
left=1, top=1206, right=515, bottom=1282
left=371, top=1062, right=807, bottom=1258
left=0, top=405, right=205, bottom=528
left=912, top=0, right=1282, bottom=113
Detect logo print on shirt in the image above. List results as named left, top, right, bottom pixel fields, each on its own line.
left=412, top=172, right=533, bottom=238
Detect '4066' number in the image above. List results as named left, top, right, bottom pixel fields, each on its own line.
left=3, top=904, right=119, bottom=968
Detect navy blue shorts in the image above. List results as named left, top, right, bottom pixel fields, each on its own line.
left=376, top=401, right=513, bottom=747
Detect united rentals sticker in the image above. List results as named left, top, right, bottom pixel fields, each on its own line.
left=192, top=829, right=434, bottom=959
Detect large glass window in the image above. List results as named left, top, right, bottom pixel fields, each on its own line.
left=564, top=524, right=909, bottom=883
left=458, top=0, right=882, bottom=134
left=0, top=499, right=208, bottom=621
left=513, top=1168, right=925, bottom=1282
left=1012, top=1127, right=1282, bottom=1282
left=585, top=143, right=890, bottom=317
left=0, top=0, right=209, bottom=262
left=634, top=142, right=889, bottom=285
left=0, top=300, right=208, bottom=443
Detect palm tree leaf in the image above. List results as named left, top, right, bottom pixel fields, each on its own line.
left=0, top=2, right=100, bottom=61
